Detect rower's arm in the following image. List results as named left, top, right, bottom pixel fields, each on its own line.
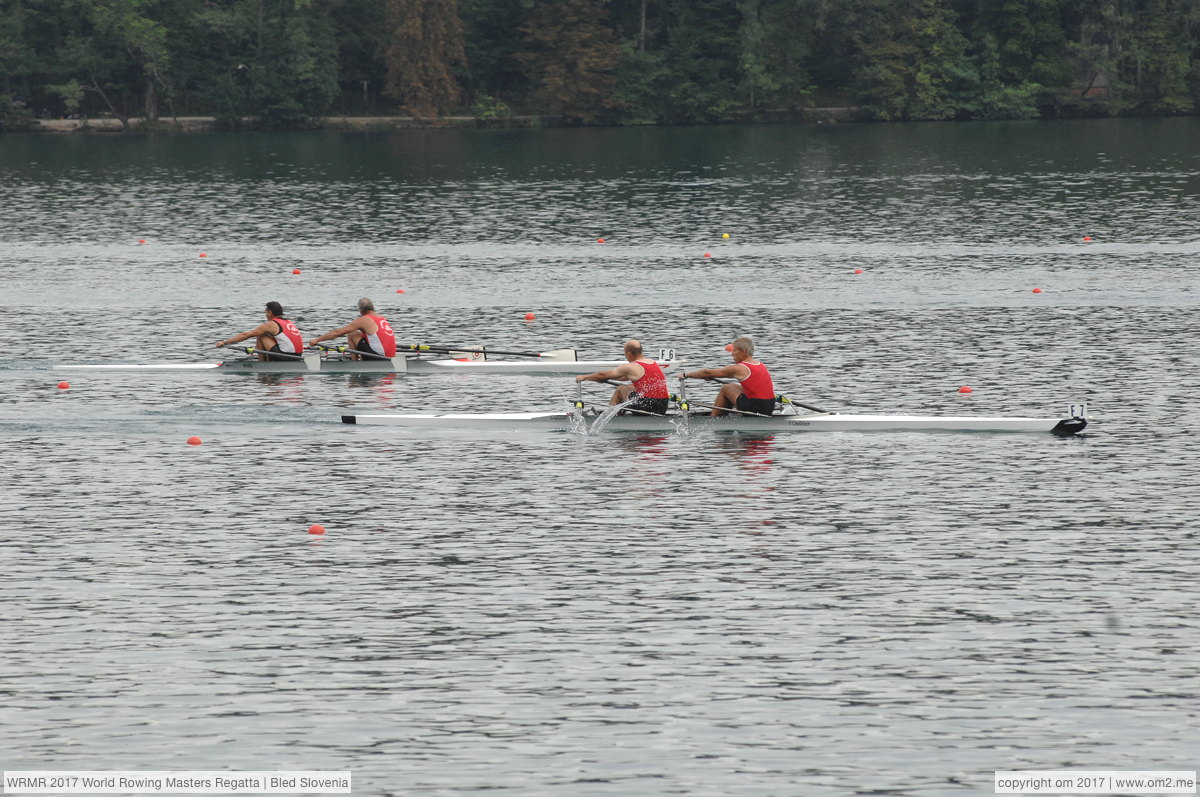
left=217, top=321, right=271, bottom=347
left=683, top=364, right=745, bottom=380
left=308, top=320, right=359, bottom=346
left=575, top=363, right=635, bottom=383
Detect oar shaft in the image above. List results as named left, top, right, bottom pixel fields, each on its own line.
left=313, top=345, right=391, bottom=360
left=398, top=343, right=545, bottom=359
left=221, top=345, right=304, bottom=361
left=679, top=401, right=776, bottom=418
left=686, top=375, right=830, bottom=414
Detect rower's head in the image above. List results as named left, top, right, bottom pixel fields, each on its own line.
left=729, top=336, right=754, bottom=361
left=623, top=339, right=644, bottom=361
left=357, top=297, right=375, bottom=316
left=265, top=301, right=284, bottom=318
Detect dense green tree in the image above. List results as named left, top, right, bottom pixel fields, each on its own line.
left=1124, top=0, right=1200, bottom=113
left=4, top=0, right=1200, bottom=130
left=460, top=0, right=529, bottom=106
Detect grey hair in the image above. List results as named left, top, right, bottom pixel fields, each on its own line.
left=731, top=336, right=754, bottom=355
left=357, top=297, right=375, bottom=313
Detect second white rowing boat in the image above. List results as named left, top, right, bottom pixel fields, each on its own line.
left=53, top=349, right=676, bottom=377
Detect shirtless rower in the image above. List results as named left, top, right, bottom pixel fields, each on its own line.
left=575, top=339, right=670, bottom=415
left=682, top=335, right=776, bottom=417
left=215, top=301, right=304, bottom=361
left=307, top=298, right=397, bottom=360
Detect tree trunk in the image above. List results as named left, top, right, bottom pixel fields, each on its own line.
left=145, top=74, right=158, bottom=123
left=639, top=0, right=646, bottom=53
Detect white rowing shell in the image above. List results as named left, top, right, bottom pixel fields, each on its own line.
left=342, top=411, right=1087, bottom=435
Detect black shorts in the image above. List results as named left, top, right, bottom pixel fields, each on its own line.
left=735, top=394, right=775, bottom=416
left=356, top=339, right=387, bottom=357
left=627, top=394, right=669, bottom=416
left=265, top=345, right=301, bottom=362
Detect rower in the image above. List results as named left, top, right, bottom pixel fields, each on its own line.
left=575, top=339, right=670, bottom=415
left=682, top=335, right=775, bottom=417
left=308, top=297, right=397, bottom=360
left=216, top=301, right=304, bottom=362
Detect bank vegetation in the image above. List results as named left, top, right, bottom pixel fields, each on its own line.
left=2, top=0, right=1198, bottom=132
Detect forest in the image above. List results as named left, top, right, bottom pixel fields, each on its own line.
left=2, top=0, right=1199, bottom=131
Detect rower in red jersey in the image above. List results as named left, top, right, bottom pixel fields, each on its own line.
left=575, top=339, right=670, bottom=415
left=308, top=297, right=397, bottom=360
left=683, top=335, right=776, bottom=417
left=216, top=301, right=304, bottom=361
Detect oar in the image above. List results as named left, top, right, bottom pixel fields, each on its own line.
left=575, top=379, right=667, bottom=417
left=312, top=344, right=391, bottom=360
left=676, top=399, right=777, bottom=418
left=777, top=396, right=831, bottom=414
left=689, top=376, right=832, bottom=414
left=220, top=345, right=304, bottom=361
left=398, top=343, right=557, bottom=359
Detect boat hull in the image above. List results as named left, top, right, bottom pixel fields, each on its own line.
left=53, top=355, right=670, bottom=377
left=342, top=411, right=1088, bottom=435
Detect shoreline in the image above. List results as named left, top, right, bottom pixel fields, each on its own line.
left=24, top=108, right=864, bottom=133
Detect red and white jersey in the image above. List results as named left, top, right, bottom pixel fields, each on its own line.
left=272, top=317, right=304, bottom=354
left=363, top=314, right=396, bottom=357
left=631, top=359, right=669, bottom=399
left=738, top=360, right=774, bottom=400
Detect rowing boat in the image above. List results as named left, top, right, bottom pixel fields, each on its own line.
left=53, top=349, right=675, bottom=377
left=341, top=408, right=1089, bottom=435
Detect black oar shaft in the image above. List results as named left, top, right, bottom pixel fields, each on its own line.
left=679, top=401, right=776, bottom=418
left=686, top=376, right=831, bottom=414
left=398, top=344, right=545, bottom=359
left=221, top=345, right=304, bottom=361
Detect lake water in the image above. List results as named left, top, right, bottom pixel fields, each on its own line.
left=1, top=120, right=1198, bottom=796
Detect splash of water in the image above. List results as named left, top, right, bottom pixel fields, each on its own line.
left=587, top=397, right=638, bottom=435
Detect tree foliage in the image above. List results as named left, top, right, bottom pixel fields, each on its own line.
left=516, top=0, right=621, bottom=122
left=382, top=0, right=466, bottom=116
left=3, top=0, right=1200, bottom=128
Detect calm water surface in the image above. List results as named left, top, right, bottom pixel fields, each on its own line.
left=1, top=120, right=1198, bottom=796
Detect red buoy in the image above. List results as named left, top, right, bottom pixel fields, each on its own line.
left=138, top=239, right=146, bottom=245
left=958, top=386, right=973, bottom=394
left=703, top=252, right=712, bottom=258
left=396, top=288, right=405, bottom=293
left=57, top=381, right=70, bottom=390
left=292, top=268, right=301, bottom=275
left=307, top=524, right=326, bottom=535
left=524, top=312, right=536, bottom=321
left=1032, top=288, right=1042, bottom=294
left=597, top=238, right=605, bottom=243
left=854, top=269, right=863, bottom=274
left=199, top=252, right=207, bottom=258
left=187, top=435, right=202, bottom=445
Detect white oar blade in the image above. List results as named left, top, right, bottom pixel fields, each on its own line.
left=448, top=347, right=486, bottom=361
left=538, top=349, right=577, bottom=361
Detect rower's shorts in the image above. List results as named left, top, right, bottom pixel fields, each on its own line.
left=628, top=394, right=669, bottom=416
left=735, top=394, right=776, bottom=416
left=265, top=345, right=300, bottom=362
left=356, top=339, right=387, bottom=357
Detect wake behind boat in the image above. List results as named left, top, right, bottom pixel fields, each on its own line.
left=342, top=406, right=1089, bottom=435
